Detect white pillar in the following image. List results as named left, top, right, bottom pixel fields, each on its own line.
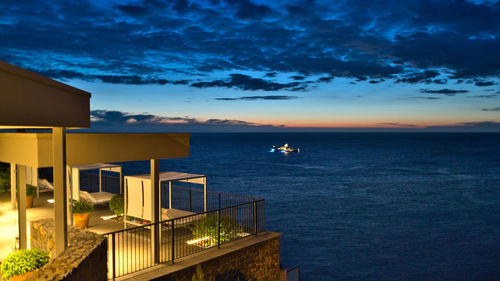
left=150, top=159, right=160, bottom=263
left=17, top=165, right=27, bottom=249
left=10, top=164, right=16, bottom=209
left=53, top=127, right=67, bottom=256
left=204, top=177, right=207, bottom=212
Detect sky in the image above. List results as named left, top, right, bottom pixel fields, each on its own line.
left=1, top=0, right=500, bottom=132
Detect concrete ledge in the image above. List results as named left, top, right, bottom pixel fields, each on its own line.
left=121, top=231, right=282, bottom=281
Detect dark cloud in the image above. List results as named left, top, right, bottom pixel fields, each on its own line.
left=475, top=80, right=495, bottom=87
left=423, top=121, right=500, bottom=132
left=420, top=89, right=469, bottom=96
left=468, top=94, right=499, bottom=98
left=396, top=70, right=440, bottom=84
left=1, top=0, right=499, bottom=90
left=378, top=122, right=418, bottom=127
left=214, top=95, right=298, bottom=101
left=89, top=110, right=283, bottom=132
left=37, top=69, right=189, bottom=85
left=191, top=74, right=306, bottom=91
left=481, top=107, right=500, bottom=111
left=290, top=75, right=306, bottom=80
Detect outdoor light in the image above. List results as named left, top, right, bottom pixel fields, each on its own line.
left=101, top=214, right=118, bottom=221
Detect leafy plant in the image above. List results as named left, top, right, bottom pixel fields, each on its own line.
left=26, top=184, right=37, bottom=197
left=1, top=248, right=49, bottom=280
left=191, top=213, right=243, bottom=247
left=72, top=200, right=94, bottom=214
left=0, top=164, right=10, bottom=192
left=109, top=194, right=124, bottom=215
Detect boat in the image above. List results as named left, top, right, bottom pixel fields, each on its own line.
left=270, top=143, right=300, bottom=153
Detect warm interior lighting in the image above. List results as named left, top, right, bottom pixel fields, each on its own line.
left=47, top=199, right=54, bottom=203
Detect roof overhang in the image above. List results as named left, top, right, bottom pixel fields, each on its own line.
left=0, top=133, right=190, bottom=167
left=0, top=60, right=91, bottom=128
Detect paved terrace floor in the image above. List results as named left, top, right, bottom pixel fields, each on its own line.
left=0, top=191, right=122, bottom=261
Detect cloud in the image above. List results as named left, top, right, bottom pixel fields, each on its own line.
left=191, top=74, right=307, bottom=91
left=1, top=0, right=499, bottom=92
left=475, top=80, right=495, bottom=87
left=214, top=95, right=298, bottom=101
left=420, top=89, right=469, bottom=96
left=88, top=110, right=283, bottom=132
left=423, top=121, right=500, bottom=132
left=468, top=94, right=499, bottom=98
left=481, top=107, right=500, bottom=111
left=377, top=122, right=418, bottom=127
left=396, top=70, right=441, bottom=84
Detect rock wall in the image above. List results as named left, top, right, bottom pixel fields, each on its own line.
left=28, top=219, right=107, bottom=281
left=160, top=236, right=281, bottom=281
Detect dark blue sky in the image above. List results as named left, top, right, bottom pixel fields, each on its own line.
left=1, top=0, right=500, bottom=131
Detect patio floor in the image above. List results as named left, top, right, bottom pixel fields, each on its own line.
left=0, top=191, right=123, bottom=261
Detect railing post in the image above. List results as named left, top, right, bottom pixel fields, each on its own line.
left=112, top=233, right=116, bottom=280
left=171, top=220, right=175, bottom=264
left=217, top=209, right=221, bottom=248
left=253, top=200, right=258, bottom=235
left=189, top=189, right=192, bottom=212
left=218, top=193, right=221, bottom=248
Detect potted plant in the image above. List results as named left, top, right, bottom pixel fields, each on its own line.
left=25, top=184, right=37, bottom=209
left=72, top=200, right=93, bottom=228
left=1, top=248, right=49, bottom=281
left=109, top=194, right=124, bottom=216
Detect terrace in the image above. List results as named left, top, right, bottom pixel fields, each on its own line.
left=0, top=60, right=281, bottom=281
left=0, top=172, right=265, bottom=280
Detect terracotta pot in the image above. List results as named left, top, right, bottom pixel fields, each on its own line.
left=11, top=270, right=35, bottom=281
left=73, top=212, right=91, bottom=229
left=26, top=195, right=34, bottom=209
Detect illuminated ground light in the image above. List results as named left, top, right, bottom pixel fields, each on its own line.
left=186, top=236, right=211, bottom=245
left=101, top=214, right=120, bottom=221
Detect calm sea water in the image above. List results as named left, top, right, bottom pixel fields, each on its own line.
left=123, top=133, right=500, bottom=281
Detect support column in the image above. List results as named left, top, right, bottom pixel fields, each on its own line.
left=150, top=159, right=160, bottom=263
left=17, top=165, right=27, bottom=249
left=203, top=177, right=207, bottom=212
left=10, top=164, right=16, bottom=209
left=53, top=127, right=67, bottom=256
left=168, top=181, right=172, bottom=209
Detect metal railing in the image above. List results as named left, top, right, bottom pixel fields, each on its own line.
left=103, top=191, right=264, bottom=280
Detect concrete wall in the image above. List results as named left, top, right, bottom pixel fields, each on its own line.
left=158, top=235, right=281, bottom=281
left=28, top=219, right=107, bottom=281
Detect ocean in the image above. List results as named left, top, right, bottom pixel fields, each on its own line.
left=123, top=133, right=500, bottom=281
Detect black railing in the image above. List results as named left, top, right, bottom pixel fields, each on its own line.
left=80, top=172, right=120, bottom=194
left=103, top=191, right=264, bottom=280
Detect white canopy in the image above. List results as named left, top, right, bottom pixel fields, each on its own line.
left=124, top=172, right=207, bottom=226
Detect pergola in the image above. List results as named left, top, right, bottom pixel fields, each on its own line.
left=0, top=61, right=190, bottom=262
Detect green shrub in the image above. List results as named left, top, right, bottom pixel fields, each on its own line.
left=192, top=264, right=215, bottom=281
left=191, top=213, right=243, bottom=247
left=0, top=164, right=10, bottom=192
left=109, top=194, right=124, bottom=215
left=72, top=200, right=93, bottom=214
left=1, top=248, right=49, bottom=280
left=26, top=184, right=37, bottom=197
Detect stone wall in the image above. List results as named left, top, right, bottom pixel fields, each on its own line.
left=28, top=219, right=107, bottom=281
left=160, top=235, right=281, bottom=281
